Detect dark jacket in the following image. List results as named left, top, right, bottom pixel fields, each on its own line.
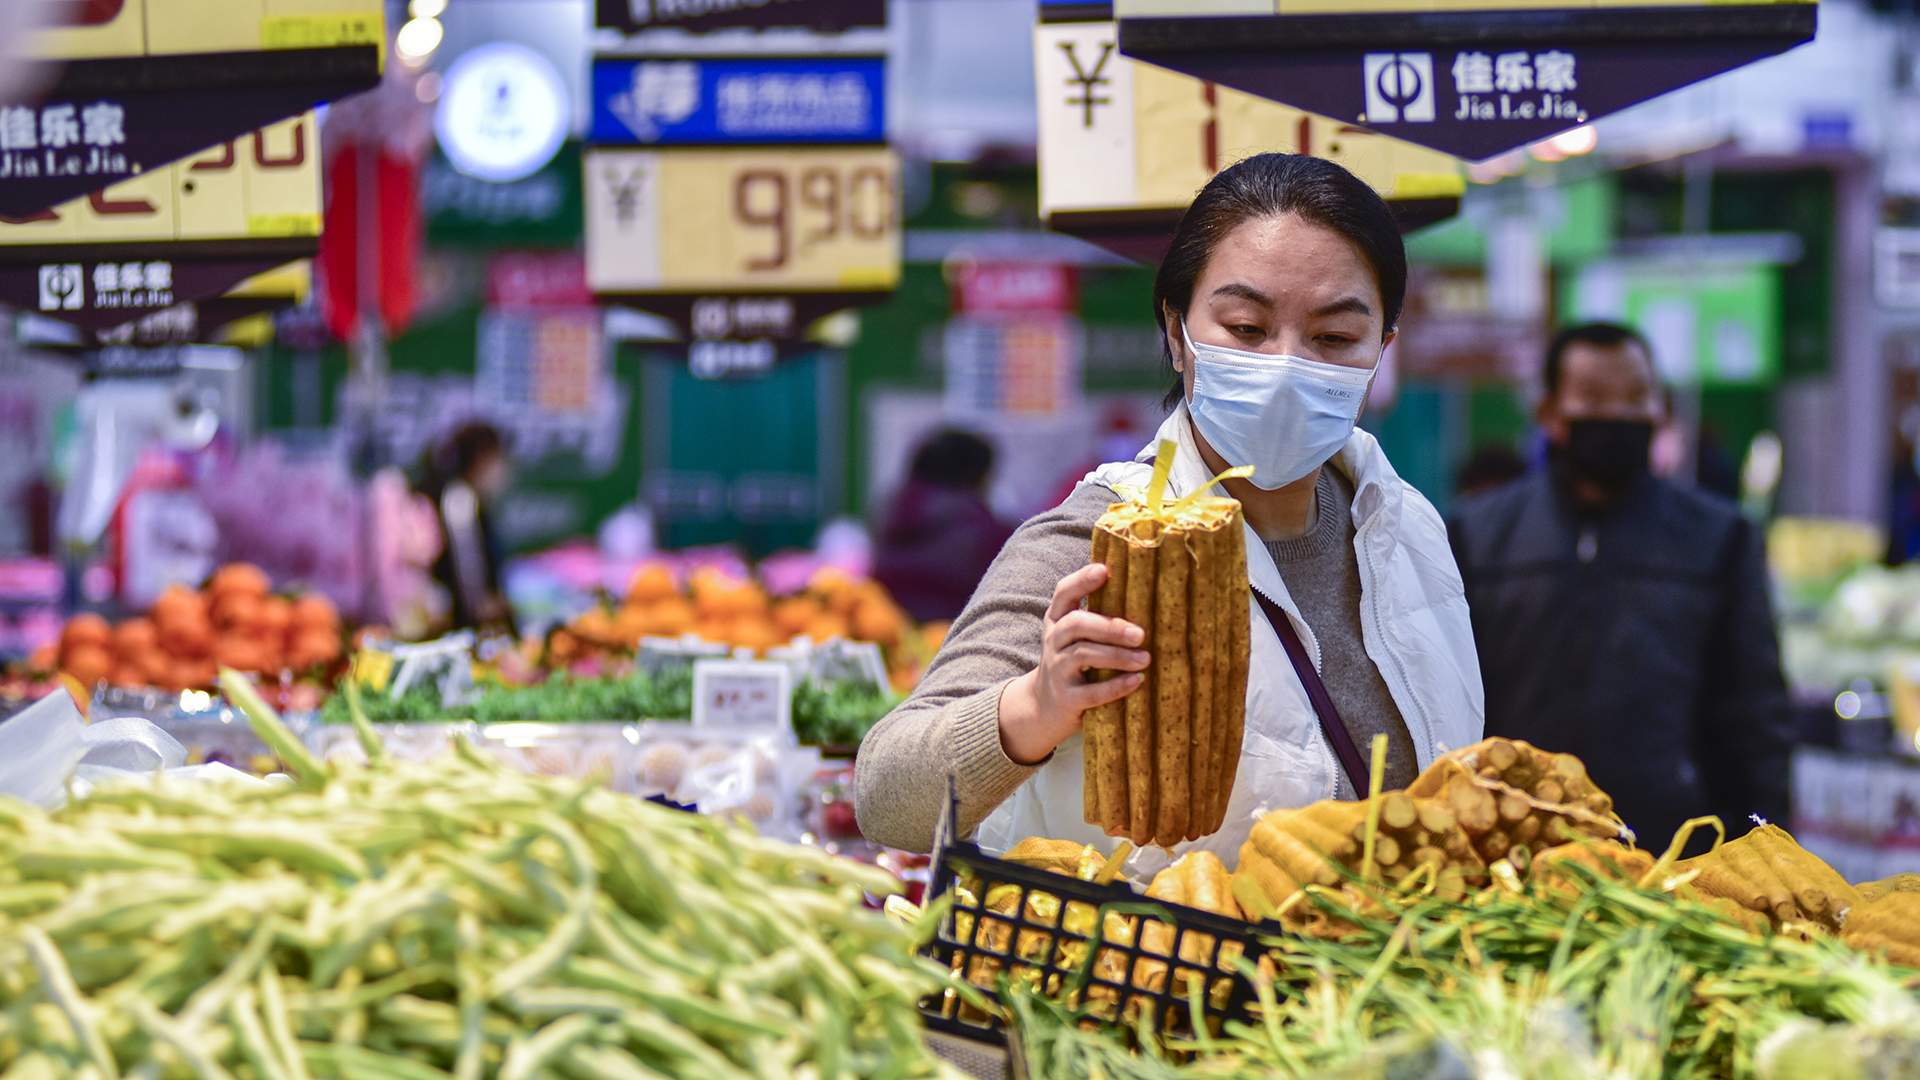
left=1447, top=471, right=1793, bottom=852
left=872, top=481, right=1015, bottom=623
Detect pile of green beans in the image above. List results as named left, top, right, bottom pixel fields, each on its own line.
left=1008, top=865, right=1920, bottom=1080
left=0, top=671, right=956, bottom=1079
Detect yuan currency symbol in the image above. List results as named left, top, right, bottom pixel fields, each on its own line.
left=1059, top=41, right=1115, bottom=129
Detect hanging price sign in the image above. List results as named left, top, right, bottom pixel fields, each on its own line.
left=0, top=112, right=320, bottom=333
left=584, top=146, right=900, bottom=296
left=1111, top=0, right=1817, bottom=162
left=1036, top=14, right=1462, bottom=259
left=7, top=0, right=381, bottom=219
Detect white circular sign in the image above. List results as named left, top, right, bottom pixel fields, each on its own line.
left=434, top=42, right=569, bottom=183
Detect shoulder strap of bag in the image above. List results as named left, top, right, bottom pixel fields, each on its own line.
left=1252, top=589, right=1371, bottom=795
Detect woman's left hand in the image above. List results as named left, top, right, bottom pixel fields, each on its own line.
left=997, top=563, right=1149, bottom=765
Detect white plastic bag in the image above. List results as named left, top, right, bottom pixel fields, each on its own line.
left=0, top=693, right=214, bottom=807
left=78, top=716, right=187, bottom=773
left=0, top=692, right=88, bottom=807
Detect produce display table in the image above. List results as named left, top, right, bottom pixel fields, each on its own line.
left=304, top=718, right=829, bottom=838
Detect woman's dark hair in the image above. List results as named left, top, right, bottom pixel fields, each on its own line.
left=1151, top=153, right=1408, bottom=407
left=908, top=428, right=995, bottom=491
left=444, top=422, right=506, bottom=482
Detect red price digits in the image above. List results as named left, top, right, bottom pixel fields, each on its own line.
left=732, top=163, right=894, bottom=274
left=735, top=169, right=789, bottom=272
left=800, top=166, right=838, bottom=248
left=191, top=125, right=309, bottom=173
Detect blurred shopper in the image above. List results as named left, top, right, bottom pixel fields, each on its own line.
left=1047, top=406, right=1151, bottom=508
left=1453, top=444, right=1527, bottom=499
left=1448, top=322, right=1793, bottom=852
left=1889, top=441, right=1920, bottom=565
left=872, top=429, right=1014, bottom=623
left=423, top=422, right=514, bottom=632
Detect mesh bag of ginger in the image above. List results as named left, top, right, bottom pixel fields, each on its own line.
left=1083, top=441, right=1252, bottom=847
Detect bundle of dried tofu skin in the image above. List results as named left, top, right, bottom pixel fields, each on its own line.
left=1082, top=444, right=1251, bottom=847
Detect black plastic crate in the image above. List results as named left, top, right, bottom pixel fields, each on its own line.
left=918, top=779, right=1270, bottom=1045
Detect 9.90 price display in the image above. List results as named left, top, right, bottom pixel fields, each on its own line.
left=585, top=147, right=900, bottom=295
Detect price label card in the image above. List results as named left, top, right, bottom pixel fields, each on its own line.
left=0, top=112, right=321, bottom=248
left=1035, top=20, right=1460, bottom=221
left=33, top=0, right=385, bottom=61
left=811, top=638, right=891, bottom=693
left=387, top=632, right=478, bottom=708
left=637, top=636, right=732, bottom=678
left=692, top=659, right=793, bottom=733
left=585, top=146, right=901, bottom=295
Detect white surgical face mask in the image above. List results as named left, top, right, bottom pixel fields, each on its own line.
left=1182, top=320, right=1376, bottom=490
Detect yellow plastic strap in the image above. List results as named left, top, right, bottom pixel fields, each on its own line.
left=1146, top=439, right=1176, bottom=517
left=1167, top=464, right=1255, bottom=518
left=1359, top=734, right=1389, bottom=883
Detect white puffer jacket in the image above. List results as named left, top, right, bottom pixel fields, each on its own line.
left=978, top=405, right=1485, bottom=876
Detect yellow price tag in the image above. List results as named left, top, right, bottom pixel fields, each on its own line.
left=0, top=113, right=320, bottom=248
left=261, top=14, right=385, bottom=50
left=585, top=147, right=902, bottom=295
left=247, top=213, right=323, bottom=238
left=352, top=650, right=395, bottom=693
left=1036, top=21, right=1462, bottom=221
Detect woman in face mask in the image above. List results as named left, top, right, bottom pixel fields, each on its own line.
left=853, top=154, right=1485, bottom=869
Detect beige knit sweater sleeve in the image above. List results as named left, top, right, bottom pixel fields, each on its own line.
left=853, top=483, right=1116, bottom=853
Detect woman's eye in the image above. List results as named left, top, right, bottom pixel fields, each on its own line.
left=1230, top=325, right=1262, bottom=337
left=1317, top=334, right=1357, bottom=347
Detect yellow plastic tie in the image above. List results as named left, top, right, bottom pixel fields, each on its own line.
left=1131, top=439, right=1253, bottom=523
left=1639, top=815, right=1727, bottom=891
left=1146, top=439, right=1176, bottom=517
left=1359, top=734, right=1389, bottom=884
left=1167, top=463, right=1256, bottom=518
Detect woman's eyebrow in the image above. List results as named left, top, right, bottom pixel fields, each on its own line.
left=1210, top=282, right=1274, bottom=307
left=1309, top=296, right=1374, bottom=319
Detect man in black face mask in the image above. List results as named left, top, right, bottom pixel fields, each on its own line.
left=1446, top=322, right=1792, bottom=855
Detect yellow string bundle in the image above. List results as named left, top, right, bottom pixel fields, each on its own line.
left=1083, top=441, right=1252, bottom=846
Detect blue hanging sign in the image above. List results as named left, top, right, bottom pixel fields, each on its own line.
left=590, top=56, right=886, bottom=146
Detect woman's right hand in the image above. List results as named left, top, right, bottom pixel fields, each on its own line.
left=998, top=563, right=1150, bottom=765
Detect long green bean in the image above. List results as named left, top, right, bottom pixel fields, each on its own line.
left=0, top=668, right=953, bottom=1078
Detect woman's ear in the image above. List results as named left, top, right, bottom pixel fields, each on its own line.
left=1163, top=303, right=1185, bottom=372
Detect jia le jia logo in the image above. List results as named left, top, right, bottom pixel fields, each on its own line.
left=36, top=260, right=174, bottom=312
left=0, top=101, right=129, bottom=180
left=1362, top=48, right=1586, bottom=126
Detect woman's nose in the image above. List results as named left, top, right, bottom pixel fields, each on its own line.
left=1274, top=330, right=1321, bottom=361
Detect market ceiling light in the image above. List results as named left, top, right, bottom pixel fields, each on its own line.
left=1835, top=690, right=1862, bottom=721
left=395, top=16, right=445, bottom=66
left=1549, top=124, right=1599, bottom=158
left=434, top=42, right=570, bottom=183
left=410, top=0, right=449, bottom=18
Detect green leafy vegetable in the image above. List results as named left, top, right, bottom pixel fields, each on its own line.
left=319, top=669, right=899, bottom=749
